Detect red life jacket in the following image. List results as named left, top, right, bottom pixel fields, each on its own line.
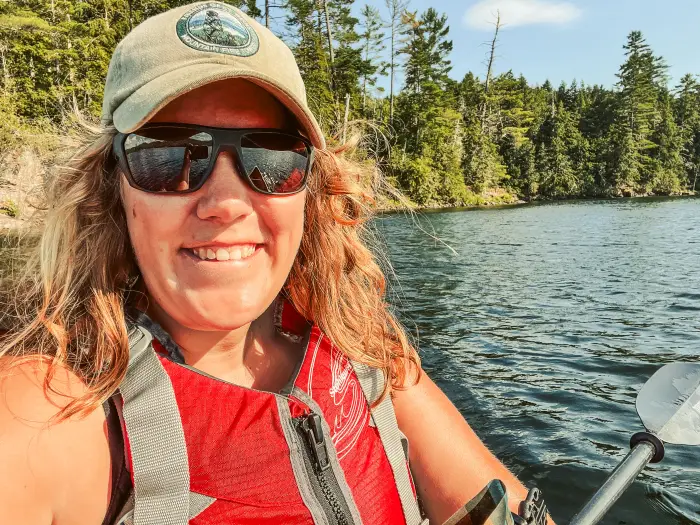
left=111, top=302, right=426, bottom=525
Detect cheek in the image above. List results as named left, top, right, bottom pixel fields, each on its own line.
left=122, top=187, right=189, bottom=272
left=261, top=194, right=306, bottom=257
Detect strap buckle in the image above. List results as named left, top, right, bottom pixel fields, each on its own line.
left=514, top=487, right=549, bottom=525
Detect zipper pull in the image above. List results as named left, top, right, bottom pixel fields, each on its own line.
left=302, top=413, right=331, bottom=472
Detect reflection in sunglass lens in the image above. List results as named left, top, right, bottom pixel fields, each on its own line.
left=240, top=133, right=309, bottom=194
left=125, top=129, right=213, bottom=192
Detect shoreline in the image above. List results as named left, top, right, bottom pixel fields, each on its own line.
left=376, top=192, right=698, bottom=216
left=2, top=194, right=698, bottom=234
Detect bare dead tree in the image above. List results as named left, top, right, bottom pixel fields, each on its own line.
left=127, top=0, right=133, bottom=32
left=342, top=92, right=350, bottom=143
left=104, top=0, right=110, bottom=29
left=261, top=1, right=286, bottom=31
left=321, top=0, right=335, bottom=72
left=0, top=44, right=9, bottom=92
left=481, top=10, right=501, bottom=133
left=484, top=10, right=500, bottom=94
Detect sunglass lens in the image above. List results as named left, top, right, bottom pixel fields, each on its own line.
left=240, top=133, right=309, bottom=194
left=124, top=129, right=213, bottom=192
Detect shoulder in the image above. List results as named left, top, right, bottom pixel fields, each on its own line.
left=391, top=366, right=489, bottom=459
left=391, top=367, right=458, bottom=427
left=0, top=359, right=113, bottom=525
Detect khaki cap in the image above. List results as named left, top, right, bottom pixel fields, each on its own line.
left=101, top=1, right=325, bottom=149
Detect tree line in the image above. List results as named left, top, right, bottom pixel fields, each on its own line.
left=2, top=0, right=700, bottom=208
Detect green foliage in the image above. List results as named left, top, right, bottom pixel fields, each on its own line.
left=463, top=122, right=507, bottom=193
left=607, top=31, right=668, bottom=194
left=1, top=0, right=698, bottom=208
left=285, top=0, right=335, bottom=127
left=0, top=94, right=25, bottom=156
left=648, top=95, right=683, bottom=194
left=328, top=0, right=364, bottom=101
left=0, top=199, right=19, bottom=218
left=394, top=8, right=453, bottom=156
left=0, top=0, right=256, bottom=121
left=391, top=111, right=468, bottom=207
left=675, top=74, right=700, bottom=192
left=532, top=102, right=586, bottom=198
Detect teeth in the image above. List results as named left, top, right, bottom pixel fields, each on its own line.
left=190, top=245, right=257, bottom=261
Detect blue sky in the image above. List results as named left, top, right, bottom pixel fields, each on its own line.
left=356, top=0, right=700, bottom=92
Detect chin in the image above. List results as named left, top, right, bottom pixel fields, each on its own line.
left=178, top=291, right=274, bottom=331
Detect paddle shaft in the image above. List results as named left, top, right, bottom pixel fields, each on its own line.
left=568, top=441, right=655, bottom=525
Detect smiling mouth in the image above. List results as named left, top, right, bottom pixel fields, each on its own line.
left=188, top=244, right=258, bottom=262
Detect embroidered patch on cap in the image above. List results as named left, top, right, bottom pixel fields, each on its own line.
left=176, top=2, right=259, bottom=57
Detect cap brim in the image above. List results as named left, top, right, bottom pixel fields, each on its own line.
left=112, top=62, right=326, bottom=149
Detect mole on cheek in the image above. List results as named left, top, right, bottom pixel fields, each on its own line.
left=132, top=206, right=137, bottom=219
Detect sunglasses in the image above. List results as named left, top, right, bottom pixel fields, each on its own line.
left=112, top=124, right=315, bottom=195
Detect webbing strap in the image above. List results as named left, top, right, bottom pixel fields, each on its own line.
left=120, top=325, right=191, bottom=525
left=114, top=492, right=215, bottom=525
left=350, top=362, right=424, bottom=525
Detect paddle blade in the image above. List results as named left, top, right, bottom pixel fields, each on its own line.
left=636, top=362, right=700, bottom=445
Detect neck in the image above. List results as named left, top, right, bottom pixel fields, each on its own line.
left=145, top=300, right=302, bottom=391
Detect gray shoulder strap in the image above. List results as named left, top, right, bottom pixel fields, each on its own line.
left=119, top=325, right=192, bottom=525
left=350, top=362, right=426, bottom=525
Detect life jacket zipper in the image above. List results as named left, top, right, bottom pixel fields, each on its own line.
left=295, top=413, right=353, bottom=525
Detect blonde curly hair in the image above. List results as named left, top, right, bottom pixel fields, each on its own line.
left=0, top=121, right=420, bottom=420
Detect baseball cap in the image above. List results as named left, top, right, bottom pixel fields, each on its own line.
left=101, top=1, right=326, bottom=149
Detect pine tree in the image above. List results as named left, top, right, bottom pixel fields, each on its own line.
left=611, top=31, right=667, bottom=194
left=463, top=123, right=507, bottom=194
left=398, top=8, right=452, bottom=153
left=649, top=93, right=683, bottom=194
left=357, top=4, right=385, bottom=114
left=402, top=8, right=451, bottom=93
left=327, top=0, right=364, bottom=112
left=675, top=74, right=700, bottom=192
left=384, top=0, right=410, bottom=126
left=533, top=101, right=583, bottom=198
left=391, top=9, right=467, bottom=205
left=458, top=72, right=507, bottom=193
left=286, top=0, right=335, bottom=127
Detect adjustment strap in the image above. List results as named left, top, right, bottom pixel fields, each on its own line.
left=120, top=325, right=191, bottom=525
left=351, top=362, right=425, bottom=525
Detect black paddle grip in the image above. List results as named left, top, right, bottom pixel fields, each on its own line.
left=630, top=431, right=665, bottom=463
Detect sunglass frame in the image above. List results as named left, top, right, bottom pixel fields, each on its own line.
left=112, top=123, right=315, bottom=196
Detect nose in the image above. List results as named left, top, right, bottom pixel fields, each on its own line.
left=195, top=150, right=254, bottom=223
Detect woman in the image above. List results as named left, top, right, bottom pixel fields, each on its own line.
left=0, top=3, right=544, bottom=524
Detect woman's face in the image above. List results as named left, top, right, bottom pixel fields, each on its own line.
left=120, top=79, right=306, bottom=331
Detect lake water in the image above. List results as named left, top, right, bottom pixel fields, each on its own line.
left=1, top=198, right=698, bottom=523
left=377, top=197, right=700, bottom=524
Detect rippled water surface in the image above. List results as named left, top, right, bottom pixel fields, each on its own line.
left=377, top=197, right=700, bottom=525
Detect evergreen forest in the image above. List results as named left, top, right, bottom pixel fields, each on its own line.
left=2, top=0, right=700, bottom=210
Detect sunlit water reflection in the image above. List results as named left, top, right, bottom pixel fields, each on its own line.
left=377, top=197, right=700, bottom=524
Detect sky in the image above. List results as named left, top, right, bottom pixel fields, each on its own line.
left=356, top=0, right=700, bottom=92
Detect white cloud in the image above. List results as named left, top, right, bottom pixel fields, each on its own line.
left=464, top=0, right=582, bottom=31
